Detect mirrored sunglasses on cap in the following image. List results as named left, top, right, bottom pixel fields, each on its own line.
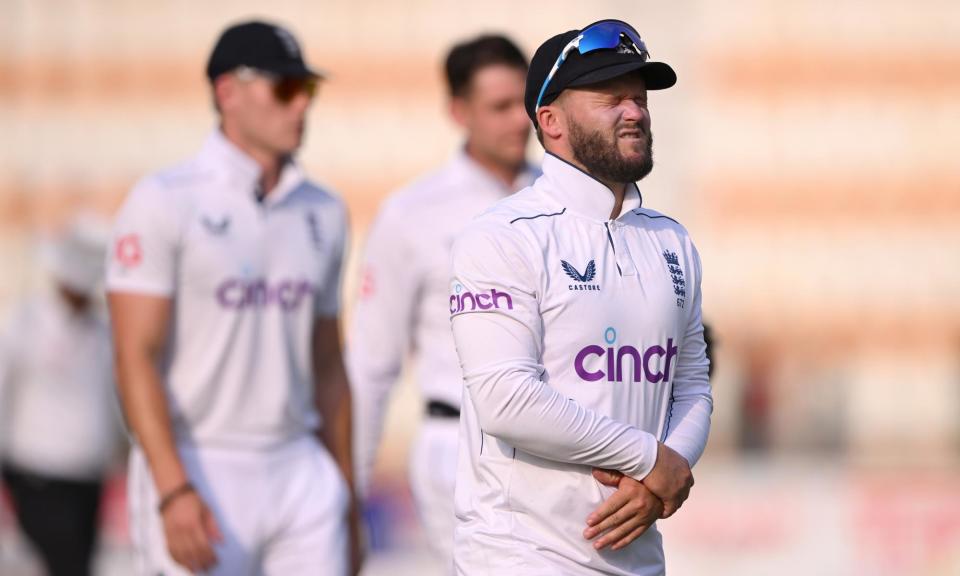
left=534, top=20, right=650, bottom=113
left=235, top=66, right=319, bottom=103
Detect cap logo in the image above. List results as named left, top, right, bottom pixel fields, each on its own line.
left=273, top=26, right=301, bottom=59
left=616, top=38, right=638, bottom=55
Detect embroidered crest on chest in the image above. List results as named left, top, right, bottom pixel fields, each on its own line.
left=662, top=250, right=686, bottom=308
left=305, top=212, right=322, bottom=250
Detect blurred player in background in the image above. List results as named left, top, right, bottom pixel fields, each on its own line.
left=0, top=213, right=120, bottom=576
left=348, top=34, right=538, bottom=569
left=106, top=21, right=360, bottom=575
left=449, top=19, right=713, bottom=574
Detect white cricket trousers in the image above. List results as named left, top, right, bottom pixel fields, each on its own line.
left=408, top=417, right=460, bottom=575
left=129, top=435, right=349, bottom=575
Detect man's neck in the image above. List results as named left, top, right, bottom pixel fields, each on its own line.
left=221, top=125, right=285, bottom=194
left=607, top=185, right=626, bottom=220
left=464, top=142, right=524, bottom=190
left=550, top=149, right=628, bottom=220
left=57, top=285, right=90, bottom=316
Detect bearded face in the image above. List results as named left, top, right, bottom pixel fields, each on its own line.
left=542, top=73, right=656, bottom=185
left=567, top=113, right=654, bottom=184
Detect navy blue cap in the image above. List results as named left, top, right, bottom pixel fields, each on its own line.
left=525, top=22, right=676, bottom=123
left=206, top=21, right=322, bottom=82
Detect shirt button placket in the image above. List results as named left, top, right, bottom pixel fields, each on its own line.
left=614, top=223, right=637, bottom=276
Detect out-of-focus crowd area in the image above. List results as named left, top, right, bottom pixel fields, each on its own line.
left=1, top=1, right=958, bottom=575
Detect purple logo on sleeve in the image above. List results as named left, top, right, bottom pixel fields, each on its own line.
left=574, top=327, right=678, bottom=384
left=449, top=283, right=514, bottom=315
left=216, top=278, right=314, bottom=311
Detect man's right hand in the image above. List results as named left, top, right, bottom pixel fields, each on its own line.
left=584, top=469, right=664, bottom=550
left=161, top=490, right=223, bottom=572
left=641, top=443, right=693, bottom=518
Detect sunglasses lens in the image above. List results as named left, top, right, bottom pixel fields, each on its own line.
left=302, top=78, right=318, bottom=98
left=578, top=21, right=648, bottom=59
left=578, top=22, right=622, bottom=53
left=273, top=77, right=318, bottom=103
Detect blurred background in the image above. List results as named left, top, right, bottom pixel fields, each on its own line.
left=1, top=0, right=959, bottom=575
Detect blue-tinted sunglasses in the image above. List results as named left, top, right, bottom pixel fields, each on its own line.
left=534, top=20, right=650, bottom=114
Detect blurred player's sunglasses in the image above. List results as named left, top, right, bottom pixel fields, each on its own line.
left=235, top=66, right=319, bottom=104
left=534, top=20, right=650, bottom=113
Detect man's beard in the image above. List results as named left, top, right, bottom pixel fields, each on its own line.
left=568, top=117, right=653, bottom=184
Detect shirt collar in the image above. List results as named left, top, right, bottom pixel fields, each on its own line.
left=451, top=147, right=540, bottom=198
left=197, top=129, right=306, bottom=205
left=539, top=152, right=642, bottom=222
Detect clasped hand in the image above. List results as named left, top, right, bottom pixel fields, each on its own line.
left=583, top=443, right=693, bottom=551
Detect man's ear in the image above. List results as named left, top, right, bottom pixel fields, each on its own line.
left=213, top=74, right=236, bottom=113
left=537, top=104, right=564, bottom=142
left=449, top=95, right=469, bottom=129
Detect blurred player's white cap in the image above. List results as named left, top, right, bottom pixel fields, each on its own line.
left=40, top=212, right=111, bottom=296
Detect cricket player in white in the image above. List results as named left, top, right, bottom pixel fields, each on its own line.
left=450, top=20, right=712, bottom=575
left=107, top=21, right=360, bottom=575
left=348, top=35, right=537, bottom=566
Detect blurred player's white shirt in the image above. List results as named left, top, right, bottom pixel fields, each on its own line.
left=348, top=149, right=538, bottom=490
left=0, top=292, right=117, bottom=479
left=449, top=153, right=713, bottom=575
left=106, top=130, right=346, bottom=449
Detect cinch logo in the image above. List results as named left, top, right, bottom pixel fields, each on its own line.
left=216, top=278, right=314, bottom=311
left=574, top=327, right=678, bottom=383
left=449, top=283, right=514, bottom=315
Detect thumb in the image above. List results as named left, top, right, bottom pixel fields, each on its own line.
left=204, top=507, right=224, bottom=543
left=592, top=468, right=623, bottom=486
left=660, top=501, right=678, bottom=519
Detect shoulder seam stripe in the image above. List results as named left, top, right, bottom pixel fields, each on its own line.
left=510, top=208, right=566, bottom=224
left=633, top=210, right=680, bottom=226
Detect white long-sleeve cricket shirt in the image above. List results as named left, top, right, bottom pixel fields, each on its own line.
left=449, top=152, right=713, bottom=575
left=347, top=150, right=539, bottom=491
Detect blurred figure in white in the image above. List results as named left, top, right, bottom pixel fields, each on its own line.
left=348, top=34, right=538, bottom=570
left=107, top=20, right=359, bottom=576
left=0, top=213, right=120, bottom=576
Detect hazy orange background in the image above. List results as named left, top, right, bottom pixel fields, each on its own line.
left=1, top=1, right=958, bottom=574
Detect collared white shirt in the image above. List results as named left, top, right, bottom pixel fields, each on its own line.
left=347, top=149, right=539, bottom=491
left=0, top=292, right=119, bottom=479
left=106, top=130, right=347, bottom=450
left=449, top=152, right=712, bottom=575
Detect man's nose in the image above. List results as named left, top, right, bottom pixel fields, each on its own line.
left=621, top=99, right=647, bottom=122
left=289, top=91, right=313, bottom=114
